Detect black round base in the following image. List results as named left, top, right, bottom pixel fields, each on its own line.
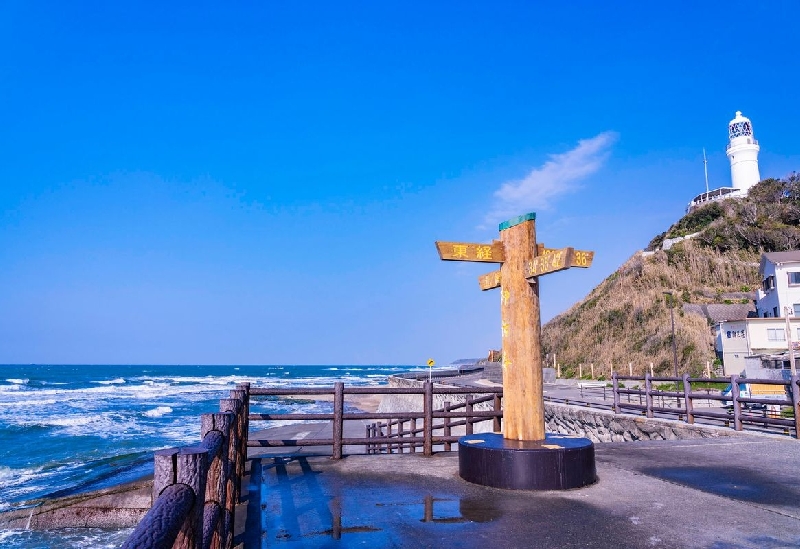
left=458, top=433, right=596, bottom=490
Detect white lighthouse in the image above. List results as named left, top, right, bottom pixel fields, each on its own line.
left=726, top=111, right=761, bottom=193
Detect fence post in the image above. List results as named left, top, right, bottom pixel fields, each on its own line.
left=423, top=381, right=433, bottom=456
left=410, top=418, right=417, bottom=453
left=235, top=383, right=250, bottom=443
left=332, top=382, right=344, bottom=459
left=219, top=395, right=243, bottom=547
left=731, top=375, right=743, bottom=431
left=226, top=391, right=246, bottom=484
left=493, top=394, right=502, bottom=432
left=645, top=373, right=653, bottom=418
left=443, top=400, right=451, bottom=452
left=465, top=398, right=474, bottom=436
left=126, top=448, right=195, bottom=549
left=174, top=447, right=209, bottom=549
left=791, top=375, right=800, bottom=439
left=200, top=412, right=233, bottom=549
left=612, top=372, right=620, bottom=414
left=682, top=373, right=694, bottom=425
left=153, top=448, right=179, bottom=502
left=398, top=419, right=406, bottom=454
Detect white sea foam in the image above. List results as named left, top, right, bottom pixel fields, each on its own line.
left=5, top=379, right=28, bottom=385
left=0, top=527, right=134, bottom=548
left=38, top=416, right=94, bottom=428
left=0, top=464, right=50, bottom=503
left=0, top=398, right=57, bottom=408
left=94, top=378, right=126, bottom=385
left=143, top=406, right=173, bottom=418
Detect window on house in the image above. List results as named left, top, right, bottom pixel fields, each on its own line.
left=763, top=276, right=776, bottom=292
left=789, top=272, right=800, bottom=285
left=767, top=328, right=786, bottom=341
left=794, top=304, right=800, bottom=317
left=774, top=307, right=779, bottom=317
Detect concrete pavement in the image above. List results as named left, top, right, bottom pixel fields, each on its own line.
left=242, top=432, right=800, bottom=549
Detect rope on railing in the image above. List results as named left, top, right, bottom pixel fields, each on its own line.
left=122, top=383, right=250, bottom=549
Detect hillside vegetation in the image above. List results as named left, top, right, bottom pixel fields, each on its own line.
left=542, top=174, right=800, bottom=377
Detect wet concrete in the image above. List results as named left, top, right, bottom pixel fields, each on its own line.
left=245, top=434, right=800, bottom=549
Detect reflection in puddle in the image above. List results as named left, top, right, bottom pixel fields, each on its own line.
left=415, top=494, right=503, bottom=524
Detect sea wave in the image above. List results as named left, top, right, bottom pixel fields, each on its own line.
left=143, top=406, right=173, bottom=418
left=5, top=379, right=29, bottom=385
left=0, top=398, right=58, bottom=408
left=93, top=378, right=126, bottom=385
left=0, top=526, right=133, bottom=549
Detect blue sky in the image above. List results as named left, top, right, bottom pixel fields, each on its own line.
left=1, top=2, right=799, bottom=365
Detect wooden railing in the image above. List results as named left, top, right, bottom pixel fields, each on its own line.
left=367, top=392, right=502, bottom=453
left=247, top=382, right=503, bottom=457
left=609, top=373, right=800, bottom=437
left=121, top=373, right=799, bottom=548
left=122, top=384, right=250, bottom=549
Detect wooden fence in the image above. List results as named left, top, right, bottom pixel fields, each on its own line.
left=121, top=374, right=799, bottom=548
left=366, top=392, right=502, bottom=453
left=247, top=382, right=503, bottom=457
left=610, top=373, right=800, bottom=436
left=122, top=384, right=250, bottom=549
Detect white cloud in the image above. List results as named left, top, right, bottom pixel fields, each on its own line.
left=484, top=131, right=618, bottom=226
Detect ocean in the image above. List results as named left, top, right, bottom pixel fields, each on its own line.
left=0, top=363, right=422, bottom=548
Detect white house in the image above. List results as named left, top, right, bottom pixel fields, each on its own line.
left=717, top=251, right=800, bottom=374
left=755, top=251, right=800, bottom=318
left=717, top=318, right=798, bottom=374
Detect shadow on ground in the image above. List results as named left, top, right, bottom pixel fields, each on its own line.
left=248, top=456, right=680, bottom=549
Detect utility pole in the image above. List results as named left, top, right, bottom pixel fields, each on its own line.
left=785, top=307, right=797, bottom=375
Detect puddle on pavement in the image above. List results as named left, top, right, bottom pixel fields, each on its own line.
left=375, top=494, right=503, bottom=524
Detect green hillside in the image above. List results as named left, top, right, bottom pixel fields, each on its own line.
left=541, top=174, right=800, bottom=377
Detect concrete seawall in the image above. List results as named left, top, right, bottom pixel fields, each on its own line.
left=545, top=401, right=745, bottom=442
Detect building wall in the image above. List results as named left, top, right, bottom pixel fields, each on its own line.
left=718, top=317, right=800, bottom=374
left=757, top=260, right=800, bottom=318
left=718, top=319, right=750, bottom=374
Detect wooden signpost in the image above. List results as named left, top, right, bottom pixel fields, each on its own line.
left=435, top=212, right=594, bottom=442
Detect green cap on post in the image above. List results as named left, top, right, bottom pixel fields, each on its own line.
left=498, top=212, right=536, bottom=232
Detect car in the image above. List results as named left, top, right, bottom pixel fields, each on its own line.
left=721, top=382, right=763, bottom=409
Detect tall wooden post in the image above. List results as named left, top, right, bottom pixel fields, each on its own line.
left=499, top=214, right=544, bottom=440
left=436, top=211, right=597, bottom=491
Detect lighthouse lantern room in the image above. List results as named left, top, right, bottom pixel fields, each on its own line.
left=726, top=110, right=761, bottom=193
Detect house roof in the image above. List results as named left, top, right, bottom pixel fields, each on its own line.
left=760, top=251, right=800, bottom=275
left=685, top=303, right=756, bottom=323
